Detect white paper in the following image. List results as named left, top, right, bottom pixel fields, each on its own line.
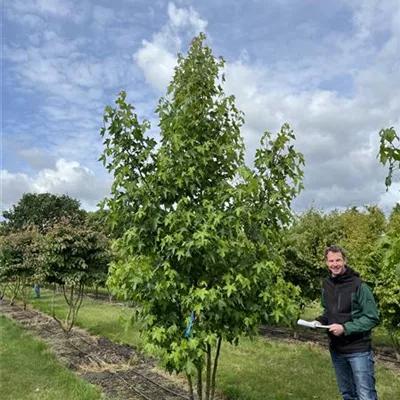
left=297, top=319, right=329, bottom=329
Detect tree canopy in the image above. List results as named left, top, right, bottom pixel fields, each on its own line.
left=1, top=193, right=86, bottom=233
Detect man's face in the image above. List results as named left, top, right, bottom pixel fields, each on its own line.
left=326, top=251, right=346, bottom=276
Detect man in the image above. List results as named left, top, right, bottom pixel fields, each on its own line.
left=315, top=245, right=380, bottom=400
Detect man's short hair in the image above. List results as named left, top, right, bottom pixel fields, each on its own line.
left=324, top=245, right=347, bottom=260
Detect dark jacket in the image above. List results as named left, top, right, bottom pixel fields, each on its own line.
left=316, top=267, right=380, bottom=353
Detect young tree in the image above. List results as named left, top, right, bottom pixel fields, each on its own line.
left=2, top=193, right=86, bottom=233
left=42, top=219, right=110, bottom=332
left=375, top=126, right=400, bottom=355
left=378, top=127, right=400, bottom=188
left=102, top=34, right=304, bottom=400
left=0, top=227, right=43, bottom=309
left=378, top=126, right=400, bottom=272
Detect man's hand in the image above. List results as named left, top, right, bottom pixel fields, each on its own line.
left=329, top=324, right=344, bottom=336
left=312, top=320, right=322, bottom=328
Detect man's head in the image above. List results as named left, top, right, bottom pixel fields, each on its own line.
left=324, top=245, right=347, bottom=276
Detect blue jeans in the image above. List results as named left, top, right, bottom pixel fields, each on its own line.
left=330, top=349, right=378, bottom=400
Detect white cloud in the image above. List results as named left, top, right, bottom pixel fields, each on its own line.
left=167, top=2, right=207, bottom=33
left=135, top=2, right=208, bottom=92
left=135, top=42, right=177, bottom=92
left=1, top=160, right=111, bottom=212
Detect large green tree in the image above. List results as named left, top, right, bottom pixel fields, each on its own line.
left=101, top=34, right=304, bottom=400
left=2, top=193, right=86, bottom=233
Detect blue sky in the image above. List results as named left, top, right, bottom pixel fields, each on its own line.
left=2, top=0, right=399, bottom=213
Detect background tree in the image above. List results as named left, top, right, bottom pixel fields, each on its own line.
left=102, top=34, right=304, bottom=400
left=387, top=203, right=400, bottom=234
left=0, top=226, right=43, bottom=308
left=282, top=207, right=342, bottom=308
left=87, top=208, right=122, bottom=238
left=1, top=193, right=86, bottom=233
left=42, top=219, right=110, bottom=332
left=337, top=205, right=386, bottom=278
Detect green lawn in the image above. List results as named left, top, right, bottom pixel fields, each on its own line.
left=25, top=291, right=400, bottom=400
left=0, top=315, right=104, bottom=400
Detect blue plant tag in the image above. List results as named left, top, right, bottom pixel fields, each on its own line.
left=185, top=310, right=196, bottom=338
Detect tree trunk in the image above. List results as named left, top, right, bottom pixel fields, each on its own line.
left=187, top=373, right=195, bottom=400
left=210, top=336, right=222, bottom=400
left=69, top=283, right=84, bottom=331
left=205, top=344, right=212, bottom=400
left=51, top=284, right=56, bottom=317
left=196, top=362, right=203, bottom=400
left=390, top=331, right=400, bottom=361
left=9, top=278, right=21, bottom=305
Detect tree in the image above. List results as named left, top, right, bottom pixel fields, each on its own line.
left=378, top=127, right=400, bottom=188
left=368, top=233, right=400, bottom=359
left=87, top=208, right=122, bottom=238
left=387, top=203, right=400, bottom=234
left=282, top=207, right=342, bottom=308
left=378, top=126, right=400, bottom=273
left=0, top=226, right=43, bottom=308
left=42, top=219, right=110, bottom=332
left=375, top=126, right=400, bottom=356
left=102, top=34, right=304, bottom=400
left=337, top=206, right=386, bottom=278
left=2, top=193, right=86, bottom=233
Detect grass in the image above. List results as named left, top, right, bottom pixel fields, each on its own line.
left=0, top=315, right=104, bottom=400
left=218, top=337, right=399, bottom=400
left=30, top=290, right=144, bottom=347
left=23, top=291, right=400, bottom=400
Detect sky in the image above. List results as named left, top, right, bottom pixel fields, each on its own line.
left=2, top=0, right=400, bottom=214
